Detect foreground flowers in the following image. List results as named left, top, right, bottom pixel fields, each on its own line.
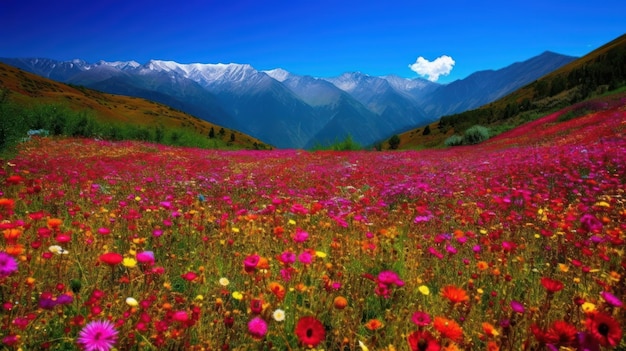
left=0, top=97, right=624, bottom=350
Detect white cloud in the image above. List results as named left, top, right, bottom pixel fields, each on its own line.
left=408, top=55, right=455, bottom=82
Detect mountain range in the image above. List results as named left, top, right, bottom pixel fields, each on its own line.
left=0, top=52, right=576, bottom=148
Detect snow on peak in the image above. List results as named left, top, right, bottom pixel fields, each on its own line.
left=263, top=68, right=291, bottom=82
left=382, top=75, right=437, bottom=91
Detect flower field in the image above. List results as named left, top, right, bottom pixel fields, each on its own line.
left=0, top=99, right=625, bottom=350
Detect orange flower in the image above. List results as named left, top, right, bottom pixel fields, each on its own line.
left=476, top=261, right=489, bottom=271
left=47, top=218, right=63, bottom=229
left=441, top=285, right=469, bottom=304
left=257, top=256, right=270, bottom=270
left=5, top=244, right=24, bottom=256
left=0, top=198, right=15, bottom=211
left=486, top=341, right=499, bottom=351
left=3, top=228, right=22, bottom=241
left=433, top=317, right=463, bottom=342
left=364, top=318, right=384, bottom=331
left=333, top=296, right=348, bottom=310
left=482, top=322, right=499, bottom=338
left=268, top=282, right=286, bottom=300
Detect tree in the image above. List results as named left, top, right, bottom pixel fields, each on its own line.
left=218, top=127, right=225, bottom=137
left=422, top=125, right=431, bottom=136
left=388, top=134, right=400, bottom=150
left=230, top=132, right=235, bottom=142
left=208, top=127, right=215, bottom=138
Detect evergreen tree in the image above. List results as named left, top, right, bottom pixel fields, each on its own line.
left=388, top=134, right=400, bottom=149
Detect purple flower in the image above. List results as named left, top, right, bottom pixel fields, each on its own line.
left=77, top=320, right=118, bottom=351
left=0, top=252, right=18, bottom=278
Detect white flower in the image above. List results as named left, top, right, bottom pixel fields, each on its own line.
left=219, top=277, right=230, bottom=286
left=49, top=245, right=68, bottom=255
left=272, top=309, right=285, bottom=322
left=125, top=297, right=139, bottom=307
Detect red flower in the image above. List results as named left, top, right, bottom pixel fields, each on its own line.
left=540, top=277, right=564, bottom=293
left=99, top=252, right=123, bottom=266
left=585, top=311, right=623, bottom=347
left=545, top=320, right=577, bottom=346
left=407, top=330, right=440, bottom=351
left=294, top=316, right=326, bottom=348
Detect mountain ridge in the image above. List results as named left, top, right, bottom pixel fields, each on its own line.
left=0, top=51, right=578, bottom=148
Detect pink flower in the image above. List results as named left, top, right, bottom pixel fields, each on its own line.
left=292, top=228, right=309, bottom=243
left=136, top=251, right=155, bottom=265
left=77, top=320, right=118, bottom=351
left=298, top=251, right=313, bottom=265
left=244, top=254, right=260, bottom=273
left=247, top=316, right=268, bottom=340
left=411, top=311, right=432, bottom=326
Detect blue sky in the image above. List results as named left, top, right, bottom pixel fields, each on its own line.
left=2, top=0, right=624, bottom=83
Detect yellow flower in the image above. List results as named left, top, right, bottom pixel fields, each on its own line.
left=231, top=227, right=240, bottom=233
left=219, top=277, right=230, bottom=286
left=315, top=251, right=327, bottom=258
left=123, top=257, right=137, bottom=268
left=125, top=297, right=138, bottom=307
left=358, top=340, right=370, bottom=351
left=232, top=291, right=243, bottom=300
left=581, top=302, right=595, bottom=313
left=195, top=295, right=204, bottom=301
left=288, top=219, right=296, bottom=225
left=594, top=201, right=610, bottom=208
left=418, top=285, right=430, bottom=295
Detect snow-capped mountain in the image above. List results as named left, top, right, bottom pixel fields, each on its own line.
left=0, top=52, right=577, bottom=148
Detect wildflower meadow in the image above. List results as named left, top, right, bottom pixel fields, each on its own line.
left=0, top=99, right=625, bottom=350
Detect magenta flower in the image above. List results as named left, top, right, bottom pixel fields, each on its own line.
left=77, top=320, right=118, bottom=351
left=600, top=291, right=623, bottom=307
left=292, top=228, right=309, bottom=243
left=510, top=300, right=525, bottom=314
left=411, top=311, right=432, bottom=326
left=247, top=316, right=268, bottom=340
left=377, top=270, right=405, bottom=287
left=244, top=254, right=260, bottom=272
left=279, top=251, right=296, bottom=265
left=0, top=252, right=18, bottom=278
left=298, top=251, right=313, bottom=265
left=136, top=251, right=155, bottom=265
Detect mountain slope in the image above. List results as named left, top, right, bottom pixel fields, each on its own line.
left=0, top=62, right=267, bottom=149
left=420, top=51, right=577, bottom=117
left=395, top=33, right=626, bottom=149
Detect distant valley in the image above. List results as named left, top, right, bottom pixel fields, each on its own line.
left=1, top=52, right=576, bottom=148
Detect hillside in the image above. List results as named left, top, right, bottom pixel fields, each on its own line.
left=0, top=62, right=269, bottom=150
left=395, top=33, right=626, bottom=149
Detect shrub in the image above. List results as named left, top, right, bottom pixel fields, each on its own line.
left=444, top=135, right=463, bottom=147
left=463, top=125, right=490, bottom=145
